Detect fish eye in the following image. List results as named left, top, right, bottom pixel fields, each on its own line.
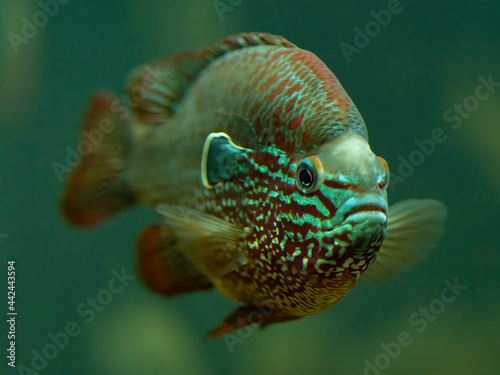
left=299, top=168, right=313, bottom=187
left=296, top=157, right=325, bottom=194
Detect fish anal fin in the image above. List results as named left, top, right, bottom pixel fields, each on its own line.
left=207, top=305, right=300, bottom=338
left=361, top=199, right=447, bottom=284
left=137, top=224, right=213, bottom=296
left=60, top=92, right=135, bottom=227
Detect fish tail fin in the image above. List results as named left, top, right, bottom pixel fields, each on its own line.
left=137, top=224, right=213, bottom=296
left=60, top=91, right=135, bottom=227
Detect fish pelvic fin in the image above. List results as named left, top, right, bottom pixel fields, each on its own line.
left=137, top=224, right=213, bottom=296
left=60, top=92, right=135, bottom=227
left=156, top=205, right=250, bottom=281
left=360, top=199, right=447, bottom=284
left=206, top=305, right=301, bottom=339
left=126, top=33, right=296, bottom=125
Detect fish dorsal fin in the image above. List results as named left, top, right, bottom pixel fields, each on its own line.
left=156, top=204, right=250, bottom=280
left=360, top=199, right=447, bottom=284
left=201, top=132, right=251, bottom=188
left=126, top=33, right=296, bottom=125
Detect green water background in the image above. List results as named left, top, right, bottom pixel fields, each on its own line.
left=1, top=1, right=499, bottom=374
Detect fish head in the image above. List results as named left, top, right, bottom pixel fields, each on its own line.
left=200, top=131, right=389, bottom=277
left=289, top=132, right=389, bottom=275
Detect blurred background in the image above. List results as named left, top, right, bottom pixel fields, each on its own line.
left=1, top=1, right=499, bottom=374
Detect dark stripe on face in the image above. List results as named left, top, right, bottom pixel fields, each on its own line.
left=323, top=179, right=354, bottom=190
left=313, top=190, right=338, bottom=218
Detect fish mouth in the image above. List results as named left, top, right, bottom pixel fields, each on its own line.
left=337, top=196, right=388, bottom=227
left=344, top=203, right=386, bottom=218
left=343, top=203, right=387, bottom=226
left=320, top=195, right=388, bottom=233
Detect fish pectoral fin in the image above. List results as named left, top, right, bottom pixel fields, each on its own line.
left=156, top=205, right=249, bottom=280
left=206, top=305, right=300, bottom=338
left=360, top=199, right=447, bottom=284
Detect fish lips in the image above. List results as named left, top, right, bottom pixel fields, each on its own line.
left=344, top=208, right=387, bottom=228
left=339, top=195, right=388, bottom=227
left=321, top=195, right=388, bottom=233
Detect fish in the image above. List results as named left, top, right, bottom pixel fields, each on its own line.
left=60, top=32, right=447, bottom=338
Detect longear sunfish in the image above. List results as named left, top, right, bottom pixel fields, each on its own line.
left=60, top=33, right=447, bottom=337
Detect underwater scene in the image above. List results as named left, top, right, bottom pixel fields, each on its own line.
left=1, top=1, right=499, bottom=374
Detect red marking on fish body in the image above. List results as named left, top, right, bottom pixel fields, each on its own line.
left=288, top=114, right=304, bottom=131
left=302, top=132, right=310, bottom=144
left=271, top=48, right=294, bottom=62
left=272, top=106, right=283, bottom=129
left=269, top=78, right=289, bottom=103
left=274, top=132, right=296, bottom=154
left=262, top=72, right=280, bottom=92
left=252, top=67, right=269, bottom=88
left=248, top=151, right=278, bottom=173
left=285, top=81, right=303, bottom=96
